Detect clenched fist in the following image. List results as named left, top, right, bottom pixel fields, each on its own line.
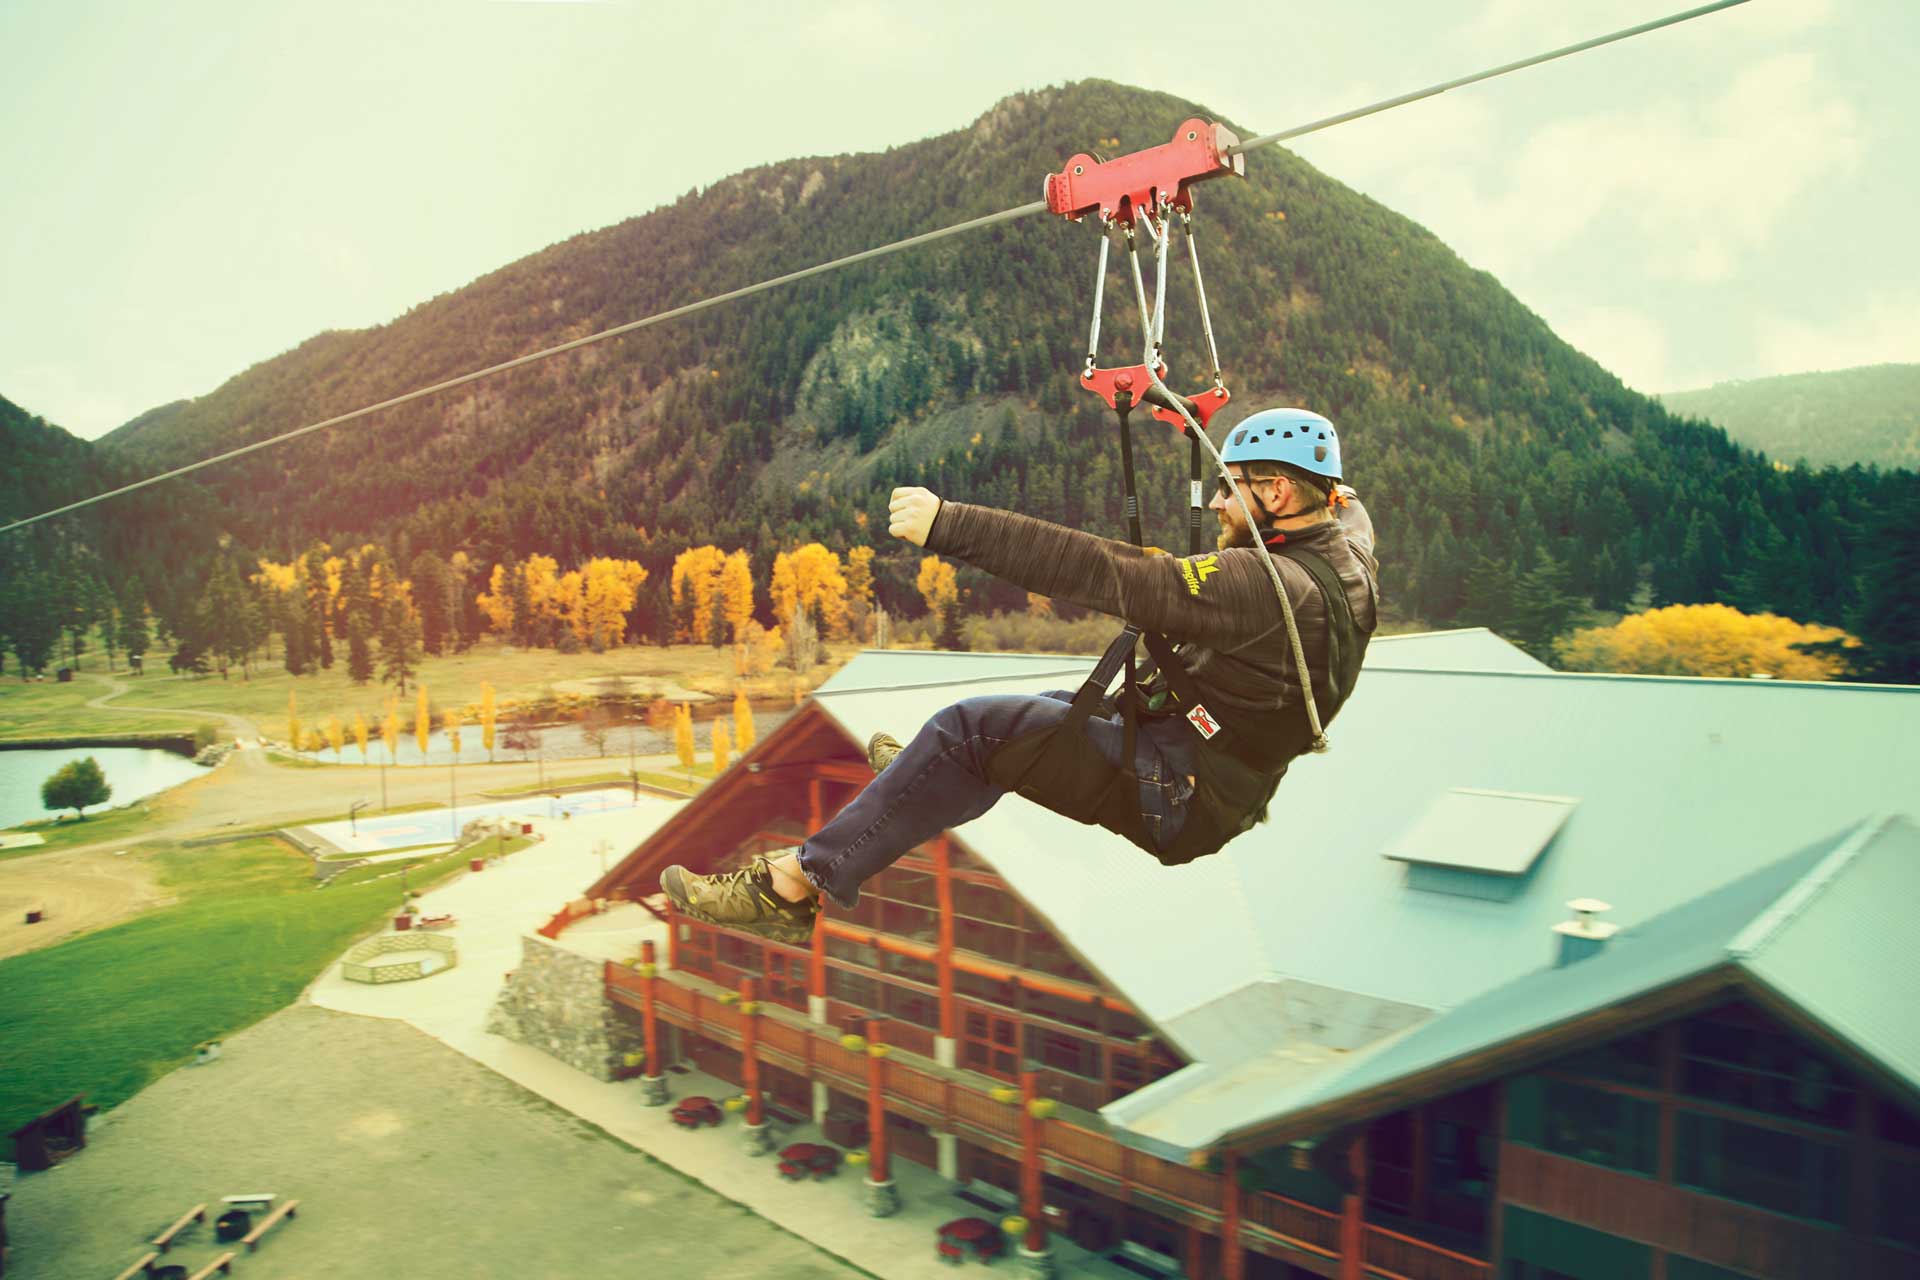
left=888, top=487, right=941, bottom=547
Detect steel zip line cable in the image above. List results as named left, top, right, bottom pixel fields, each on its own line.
left=1, top=0, right=1749, bottom=535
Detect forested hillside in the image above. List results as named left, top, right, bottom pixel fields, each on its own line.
left=1658, top=364, right=1920, bottom=470
left=7, top=80, right=1914, bottom=681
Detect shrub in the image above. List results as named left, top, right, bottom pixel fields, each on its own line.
left=193, top=723, right=219, bottom=751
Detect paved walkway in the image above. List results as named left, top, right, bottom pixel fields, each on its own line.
left=302, top=800, right=1145, bottom=1278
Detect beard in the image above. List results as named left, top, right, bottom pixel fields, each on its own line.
left=1216, top=514, right=1257, bottom=550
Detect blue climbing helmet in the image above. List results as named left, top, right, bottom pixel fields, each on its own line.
left=1221, top=407, right=1342, bottom=483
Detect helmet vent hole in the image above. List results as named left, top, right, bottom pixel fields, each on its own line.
left=1231, top=430, right=1246, bottom=446
left=1264, top=428, right=1275, bottom=436
left=1283, top=431, right=1293, bottom=438
left=1315, top=445, right=1328, bottom=462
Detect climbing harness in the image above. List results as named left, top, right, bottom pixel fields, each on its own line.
left=985, top=120, right=1375, bottom=864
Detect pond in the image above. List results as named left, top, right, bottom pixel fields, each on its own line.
left=0, top=746, right=209, bottom=830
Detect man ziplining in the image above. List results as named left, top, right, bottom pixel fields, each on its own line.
left=661, top=406, right=1378, bottom=942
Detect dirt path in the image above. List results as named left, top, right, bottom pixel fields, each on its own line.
left=1, top=1004, right=870, bottom=1280
left=0, top=847, right=173, bottom=960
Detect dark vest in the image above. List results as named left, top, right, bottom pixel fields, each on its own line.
left=986, top=544, right=1371, bottom=866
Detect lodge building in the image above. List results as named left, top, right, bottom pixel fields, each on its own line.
left=517, top=637, right=1920, bottom=1280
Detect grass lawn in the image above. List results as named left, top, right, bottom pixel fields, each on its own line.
left=0, top=803, right=174, bottom=861
left=0, top=675, right=213, bottom=741
left=0, top=638, right=860, bottom=744
left=0, top=834, right=481, bottom=1158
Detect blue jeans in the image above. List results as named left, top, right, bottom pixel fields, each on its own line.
left=797, top=689, right=1196, bottom=909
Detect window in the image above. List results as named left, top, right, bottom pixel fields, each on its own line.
left=953, top=878, right=1020, bottom=925
left=1878, top=1099, right=1920, bottom=1149
left=1875, top=1155, right=1920, bottom=1250
left=954, top=915, right=1021, bottom=965
left=1031, top=1027, right=1100, bottom=1079
left=1675, top=1110, right=1848, bottom=1224
left=826, top=937, right=877, bottom=969
left=884, top=983, right=940, bottom=1030
left=827, top=967, right=878, bottom=1011
left=1679, top=1012, right=1855, bottom=1130
left=882, top=950, right=938, bottom=988
left=1508, top=1075, right=1657, bottom=1175
left=1548, top=1030, right=1661, bottom=1088
left=879, top=898, right=937, bottom=941
left=955, top=968, right=1017, bottom=1010
left=1023, top=985, right=1102, bottom=1034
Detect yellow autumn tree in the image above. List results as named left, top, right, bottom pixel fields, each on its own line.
left=476, top=562, right=517, bottom=636
left=845, top=544, right=876, bottom=642
left=522, top=554, right=562, bottom=638
left=551, top=569, right=587, bottom=645
left=415, top=684, right=432, bottom=755
left=670, top=546, right=728, bottom=644
left=480, top=681, right=496, bottom=762
left=444, top=708, right=463, bottom=760
left=286, top=690, right=300, bottom=751
left=353, top=710, right=370, bottom=763
left=712, top=719, right=731, bottom=772
left=916, top=556, right=959, bottom=630
left=325, top=715, right=345, bottom=759
left=581, top=557, right=648, bottom=651
left=771, top=543, right=850, bottom=639
left=718, top=550, right=755, bottom=643
left=382, top=696, right=400, bottom=764
left=733, top=687, right=756, bottom=752
left=673, top=704, right=696, bottom=774
left=1556, top=603, right=1857, bottom=681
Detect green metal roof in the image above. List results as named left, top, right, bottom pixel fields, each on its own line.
left=793, top=646, right=1919, bottom=1161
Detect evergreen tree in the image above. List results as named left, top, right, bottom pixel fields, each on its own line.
left=1839, top=485, right=1920, bottom=683
left=346, top=609, right=375, bottom=684
left=379, top=600, right=422, bottom=695
left=1511, top=549, right=1583, bottom=661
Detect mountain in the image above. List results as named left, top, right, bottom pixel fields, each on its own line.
left=1657, top=364, right=1920, bottom=470
left=41, top=81, right=1918, bottom=664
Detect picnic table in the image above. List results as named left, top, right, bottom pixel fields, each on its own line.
left=670, top=1096, right=723, bottom=1129
left=777, top=1142, right=841, bottom=1180
left=936, top=1217, right=1005, bottom=1264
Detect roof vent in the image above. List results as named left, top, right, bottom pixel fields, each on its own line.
left=1383, top=788, right=1579, bottom=901
left=1552, top=898, right=1619, bottom=967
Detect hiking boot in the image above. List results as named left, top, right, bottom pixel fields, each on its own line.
left=866, top=732, right=903, bottom=774
left=660, top=855, right=819, bottom=944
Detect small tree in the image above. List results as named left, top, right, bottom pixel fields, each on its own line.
left=479, top=680, right=497, bottom=762
left=582, top=703, right=613, bottom=757
left=415, top=684, right=432, bottom=757
left=783, top=605, right=819, bottom=674
left=381, top=696, right=400, bottom=764
left=712, top=719, right=731, bottom=773
left=286, top=690, right=300, bottom=752
left=325, top=715, right=345, bottom=759
left=353, top=710, right=371, bottom=764
left=673, top=704, right=695, bottom=778
left=42, top=756, right=111, bottom=819
left=733, top=687, right=756, bottom=753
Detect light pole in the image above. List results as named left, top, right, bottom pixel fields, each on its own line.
left=349, top=799, right=368, bottom=837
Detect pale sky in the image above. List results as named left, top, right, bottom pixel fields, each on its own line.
left=2, top=0, right=1913, bottom=441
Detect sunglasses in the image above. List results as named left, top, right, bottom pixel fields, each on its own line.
left=1214, top=474, right=1283, bottom=500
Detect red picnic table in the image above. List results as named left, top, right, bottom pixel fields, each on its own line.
left=669, top=1096, right=722, bottom=1129
left=777, top=1142, right=842, bottom=1180
left=936, top=1217, right=1005, bottom=1264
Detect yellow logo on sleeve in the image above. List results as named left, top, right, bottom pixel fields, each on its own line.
left=1179, top=554, right=1221, bottom=597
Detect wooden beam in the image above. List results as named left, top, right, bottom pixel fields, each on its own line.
left=935, top=836, right=957, bottom=1043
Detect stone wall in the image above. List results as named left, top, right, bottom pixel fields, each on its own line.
left=485, top=934, right=644, bottom=1080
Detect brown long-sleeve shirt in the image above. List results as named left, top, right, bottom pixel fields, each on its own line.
left=924, top=498, right=1380, bottom=726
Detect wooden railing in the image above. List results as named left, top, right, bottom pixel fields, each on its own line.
left=1364, top=1224, right=1491, bottom=1280
left=1245, top=1191, right=1342, bottom=1257
left=608, top=965, right=1493, bottom=1280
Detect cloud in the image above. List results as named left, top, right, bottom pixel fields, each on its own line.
left=1753, top=291, right=1920, bottom=377
left=1314, top=52, right=1861, bottom=287
left=1549, top=301, right=1678, bottom=392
